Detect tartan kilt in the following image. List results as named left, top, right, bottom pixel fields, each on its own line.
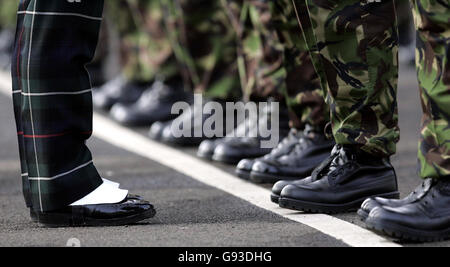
left=11, top=0, right=104, bottom=212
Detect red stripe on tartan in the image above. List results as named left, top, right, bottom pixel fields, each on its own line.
left=21, top=131, right=93, bottom=139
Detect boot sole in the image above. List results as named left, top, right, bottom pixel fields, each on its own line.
left=31, top=208, right=156, bottom=228
left=365, top=218, right=450, bottom=243
left=357, top=209, right=370, bottom=221
left=271, top=193, right=280, bottom=204
left=279, top=191, right=400, bottom=214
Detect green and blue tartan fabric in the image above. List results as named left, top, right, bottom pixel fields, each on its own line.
left=12, top=0, right=104, bottom=212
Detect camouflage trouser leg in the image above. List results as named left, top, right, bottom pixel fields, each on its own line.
left=0, top=0, right=19, bottom=29
left=222, top=0, right=286, bottom=102
left=223, top=0, right=329, bottom=130
left=106, top=0, right=178, bottom=83
left=413, top=0, right=450, bottom=179
left=161, top=0, right=241, bottom=101
left=272, top=0, right=329, bottom=130
left=297, top=0, right=400, bottom=157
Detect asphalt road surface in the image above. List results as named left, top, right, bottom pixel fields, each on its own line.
left=0, top=63, right=448, bottom=247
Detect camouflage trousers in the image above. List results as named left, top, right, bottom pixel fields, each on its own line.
left=413, top=0, right=450, bottom=179
left=160, top=0, right=241, bottom=101
left=223, top=0, right=329, bottom=130
left=297, top=0, right=400, bottom=158
left=105, top=0, right=178, bottom=83
left=297, top=0, right=450, bottom=179
left=0, top=0, right=19, bottom=29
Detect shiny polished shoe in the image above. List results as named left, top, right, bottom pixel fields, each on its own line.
left=159, top=100, right=229, bottom=147
left=250, top=125, right=334, bottom=184
left=149, top=121, right=171, bottom=141
left=365, top=179, right=450, bottom=242
left=235, top=128, right=302, bottom=179
left=279, top=145, right=399, bottom=214
left=92, top=76, right=148, bottom=110
left=211, top=105, right=290, bottom=165
left=30, top=195, right=156, bottom=227
left=271, top=176, right=314, bottom=204
left=357, top=179, right=433, bottom=221
left=197, top=139, right=222, bottom=160
left=110, top=80, right=188, bottom=126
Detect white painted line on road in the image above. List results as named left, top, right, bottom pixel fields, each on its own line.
left=0, top=71, right=401, bottom=247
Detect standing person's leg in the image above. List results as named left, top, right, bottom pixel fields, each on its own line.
left=11, top=0, right=155, bottom=226
left=278, top=0, right=401, bottom=213
left=108, top=0, right=189, bottom=127
left=364, top=0, right=450, bottom=242
left=198, top=0, right=292, bottom=165
left=242, top=0, right=334, bottom=185
left=150, top=0, right=241, bottom=146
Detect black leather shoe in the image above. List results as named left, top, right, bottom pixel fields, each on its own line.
left=250, top=125, right=334, bottom=184
left=110, top=80, right=188, bottom=126
left=30, top=195, right=156, bottom=227
left=211, top=105, right=290, bottom=165
left=198, top=104, right=289, bottom=162
left=357, top=179, right=432, bottom=221
left=271, top=176, right=315, bottom=204
left=197, top=139, right=223, bottom=160
left=365, top=179, right=450, bottom=242
left=235, top=128, right=303, bottom=179
left=279, top=145, right=399, bottom=214
left=92, top=76, right=148, bottom=110
left=159, top=100, right=229, bottom=147
left=149, top=121, right=170, bottom=141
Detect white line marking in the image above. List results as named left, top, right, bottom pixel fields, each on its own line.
left=92, top=114, right=401, bottom=247
left=0, top=71, right=400, bottom=247
left=17, top=11, right=102, bottom=21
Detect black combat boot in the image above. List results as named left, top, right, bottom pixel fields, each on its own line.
left=365, top=178, right=450, bottom=242
left=110, top=80, right=189, bottom=126
left=251, top=125, right=334, bottom=184
left=235, top=128, right=302, bottom=180
left=279, top=145, right=399, bottom=214
left=357, top=178, right=433, bottom=221
left=200, top=104, right=290, bottom=164
left=92, top=76, right=148, bottom=110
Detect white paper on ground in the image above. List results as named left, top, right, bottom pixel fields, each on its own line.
left=70, top=178, right=128, bottom=206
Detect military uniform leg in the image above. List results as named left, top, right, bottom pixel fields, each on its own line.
left=413, top=0, right=450, bottom=179
left=297, top=0, right=400, bottom=157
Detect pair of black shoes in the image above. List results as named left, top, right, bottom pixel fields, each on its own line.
left=272, top=145, right=400, bottom=214
left=236, top=126, right=334, bottom=184
left=197, top=103, right=290, bottom=164
left=110, top=80, right=189, bottom=126
left=149, top=99, right=239, bottom=146
left=359, top=178, right=450, bottom=242
left=93, top=76, right=149, bottom=110
left=30, top=194, right=155, bottom=227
